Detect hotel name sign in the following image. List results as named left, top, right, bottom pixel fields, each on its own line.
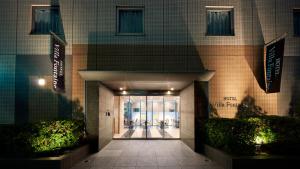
left=264, top=34, right=286, bottom=93
left=213, top=96, right=239, bottom=108
left=50, top=32, right=65, bottom=93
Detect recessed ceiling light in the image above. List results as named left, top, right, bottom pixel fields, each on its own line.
left=167, top=91, right=171, bottom=95
left=37, top=78, right=46, bottom=86
left=122, top=91, right=127, bottom=95
left=170, top=88, right=174, bottom=91
left=119, top=87, right=123, bottom=90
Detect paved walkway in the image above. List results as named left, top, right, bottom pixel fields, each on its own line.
left=71, top=140, right=224, bottom=169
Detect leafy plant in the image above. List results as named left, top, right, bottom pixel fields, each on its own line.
left=29, top=120, right=84, bottom=154
left=205, top=116, right=300, bottom=155
left=235, top=95, right=266, bottom=118
left=0, top=119, right=85, bottom=157
left=209, top=103, right=220, bottom=118
left=205, top=118, right=256, bottom=155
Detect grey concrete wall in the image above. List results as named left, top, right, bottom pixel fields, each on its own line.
left=180, top=83, right=195, bottom=150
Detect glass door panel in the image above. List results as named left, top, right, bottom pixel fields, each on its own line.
left=130, top=96, right=146, bottom=139
left=163, top=96, right=180, bottom=138
left=120, top=96, right=134, bottom=138
left=147, top=96, right=163, bottom=138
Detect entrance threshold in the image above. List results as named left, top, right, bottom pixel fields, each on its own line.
left=113, top=138, right=180, bottom=140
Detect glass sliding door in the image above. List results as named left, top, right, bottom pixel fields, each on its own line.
left=130, top=96, right=146, bottom=139
left=164, top=96, right=180, bottom=138
left=114, top=95, right=180, bottom=139
left=121, top=96, right=135, bottom=138
left=147, top=96, right=163, bottom=138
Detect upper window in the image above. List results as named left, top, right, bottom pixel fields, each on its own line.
left=294, top=9, right=300, bottom=37
left=117, top=7, right=144, bottom=35
left=31, top=6, right=62, bottom=35
left=206, top=8, right=234, bottom=36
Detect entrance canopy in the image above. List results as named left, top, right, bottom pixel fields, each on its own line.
left=78, top=70, right=215, bottom=91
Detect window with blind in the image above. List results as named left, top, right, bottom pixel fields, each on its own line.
left=294, top=9, right=300, bottom=37
left=206, top=8, right=234, bottom=36
left=31, top=6, right=62, bottom=35
left=117, top=7, right=144, bottom=35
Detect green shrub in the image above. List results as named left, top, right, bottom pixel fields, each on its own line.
left=205, top=118, right=257, bottom=155
left=247, top=116, right=300, bottom=155
left=0, top=119, right=85, bottom=157
left=205, top=116, right=300, bottom=155
left=30, top=120, right=85, bottom=154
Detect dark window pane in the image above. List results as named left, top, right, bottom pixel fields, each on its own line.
left=34, top=8, right=51, bottom=34
left=119, top=10, right=143, bottom=33
left=294, top=10, right=300, bottom=36
left=32, top=7, right=62, bottom=34
left=207, top=10, right=233, bottom=36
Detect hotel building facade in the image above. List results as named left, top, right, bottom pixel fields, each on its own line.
left=0, top=0, right=300, bottom=151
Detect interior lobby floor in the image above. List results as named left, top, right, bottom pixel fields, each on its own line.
left=71, top=140, right=224, bottom=169
left=113, top=126, right=180, bottom=139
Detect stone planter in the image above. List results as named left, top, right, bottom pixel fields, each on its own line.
left=204, top=144, right=300, bottom=169
left=0, top=144, right=90, bottom=169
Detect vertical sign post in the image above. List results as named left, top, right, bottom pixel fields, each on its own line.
left=264, top=34, right=286, bottom=93
left=50, top=32, right=66, bottom=93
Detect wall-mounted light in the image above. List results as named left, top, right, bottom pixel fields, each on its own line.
left=122, top=91, right=127, bottom=95
left=167, top=91, right=171, bottom=95
left=37, top=78, right=46, bottom=87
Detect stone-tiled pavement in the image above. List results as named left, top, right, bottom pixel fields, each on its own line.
left=71, top=140, right=224, bottom=169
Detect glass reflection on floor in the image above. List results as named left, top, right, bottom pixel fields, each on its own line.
left=113, top=96, right=180, bottom=139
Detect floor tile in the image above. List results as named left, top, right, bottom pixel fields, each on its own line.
left=115, top=157, right=137, bottom=167
left=72, top=140, right=224, bottom=169
left=157, top=157, right=179, bottom=166
left=112, top=167, right=135, bottom=169
left=158, top=167, right=181, bottom=169
left=136, top=167, right=158, bottom=169
left=93, top=157, right=117, bottom=167
left=98, top=150, right=122, bottom=157
left=136, top=156, right=158, bottom=166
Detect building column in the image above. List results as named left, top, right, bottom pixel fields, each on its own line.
left=85, top=81, right=99, bottom=151
left=180, top=81, right=209, bottom=152
left=194, top=81, right=209, bottom=153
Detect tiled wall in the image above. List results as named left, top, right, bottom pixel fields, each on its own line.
left=1, top=0, right=300, bottom=123
left=70, top=0, right=300, bottom=117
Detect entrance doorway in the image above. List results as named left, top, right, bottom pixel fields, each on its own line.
left=113, top=95, right=180, bottom=139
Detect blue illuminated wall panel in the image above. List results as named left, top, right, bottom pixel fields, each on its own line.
left=0, top=55, right=15, bottom=124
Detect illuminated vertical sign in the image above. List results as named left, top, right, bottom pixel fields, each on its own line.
left=50, top=32, right=66, bottom=93
left=264, top=35, right=286, bottom=93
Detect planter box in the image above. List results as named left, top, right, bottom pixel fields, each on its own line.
left=204, top=144, right=300, bottom=169
left=0, top=145, right=90, bottom=169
